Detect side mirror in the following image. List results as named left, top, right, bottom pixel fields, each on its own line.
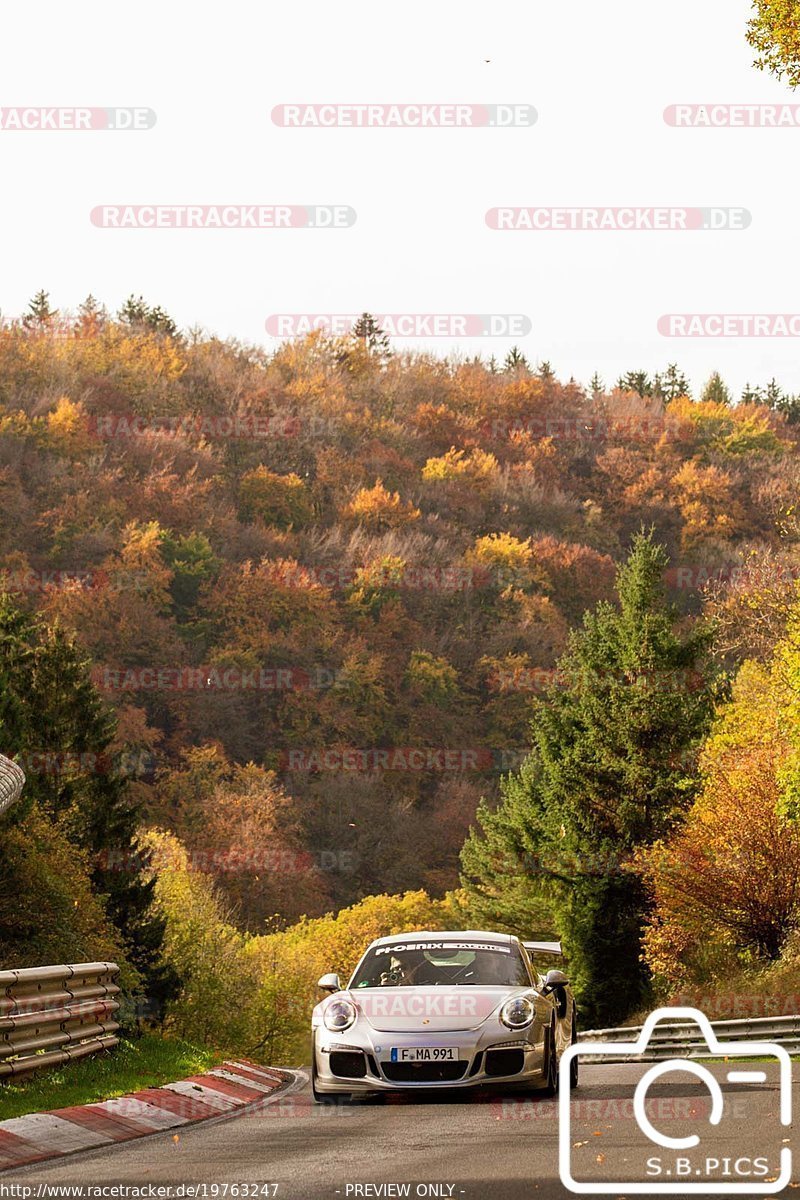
left=317, top=973, right=341, bottom=993
left=543, top=968, right=570, bottom=1019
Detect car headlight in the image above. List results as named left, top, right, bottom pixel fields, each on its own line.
left=500, top=996, right=535, bottom=1029
left=323, top=998, right=357, bottom=1032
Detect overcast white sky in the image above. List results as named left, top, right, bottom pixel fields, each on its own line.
left=1, top=0, right=797, bottom=397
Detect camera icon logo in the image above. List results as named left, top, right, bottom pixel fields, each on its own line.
left=558, top=1006, right=793, bottom=1194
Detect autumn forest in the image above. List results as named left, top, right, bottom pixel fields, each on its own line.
left=2, top=295, right=800, bottom=1044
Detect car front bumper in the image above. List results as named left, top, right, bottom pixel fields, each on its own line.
left=313, top=1025, right=550, bottom=1094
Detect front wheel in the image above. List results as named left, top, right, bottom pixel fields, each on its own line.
left=569, top=1010, right=579, bottom=1090
left=540, top=1022, right=559, bottom=1097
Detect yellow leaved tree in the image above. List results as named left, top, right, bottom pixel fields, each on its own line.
left=640, top=605, right=800, bottom=991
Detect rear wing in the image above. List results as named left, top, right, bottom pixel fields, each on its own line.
left=523, top=940, right=562, bottom=956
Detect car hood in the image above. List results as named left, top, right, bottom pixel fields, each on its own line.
left=344, top=985, right=534, bottom=1033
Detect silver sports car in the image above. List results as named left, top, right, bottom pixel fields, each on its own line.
left=311, top=929, right=578, bottom=1101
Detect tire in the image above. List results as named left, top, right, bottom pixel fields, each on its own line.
left=540, top=1022, right=559, bottom=1098
left=311, top=1042, right=351, bottom=1105
left=569, top=1010, right=579, bottom=1090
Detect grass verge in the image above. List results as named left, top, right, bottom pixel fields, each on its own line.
left=0, top=1034, right=220, bottom=1121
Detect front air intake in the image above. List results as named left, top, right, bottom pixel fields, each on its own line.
left=330, top=1050, right=367, bottom=1079
left=484, top=1048, right=525, bottom=1077
left=382, top=1060, right=467, bottom=1083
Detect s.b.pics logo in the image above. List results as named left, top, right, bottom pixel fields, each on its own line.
left=558, top=1007, right=793, bottom=1194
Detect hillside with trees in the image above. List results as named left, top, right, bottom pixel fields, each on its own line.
left=2, top=295, right=800, bottom=1034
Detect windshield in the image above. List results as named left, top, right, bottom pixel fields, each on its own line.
left=350, top=940, right=531, bottom=988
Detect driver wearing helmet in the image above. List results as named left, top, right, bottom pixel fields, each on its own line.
left=379, top=956, right=410, bottom=986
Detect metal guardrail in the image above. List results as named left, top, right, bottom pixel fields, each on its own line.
left=0, top=754, right=25, bottom=817
left=577, top=1014, right=800, bottom=1061
left=0, top=963, right=121, bottom=1078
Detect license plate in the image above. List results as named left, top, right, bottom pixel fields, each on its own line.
left=390, top=1046, right=457, bottom=1062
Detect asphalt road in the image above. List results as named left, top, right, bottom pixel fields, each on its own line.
left=9, top=1063, right=798, bottom=1200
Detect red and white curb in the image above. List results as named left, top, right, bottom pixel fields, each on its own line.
left=0, top=1059, right=288, bottom=1171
